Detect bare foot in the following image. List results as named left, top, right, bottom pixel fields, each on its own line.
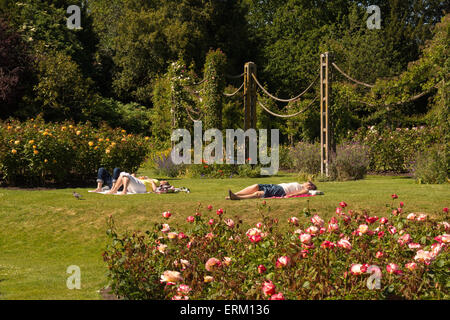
left=119, top=190, right=127, bottom=195
left=225, top=196, right=230, bottom=200
left=90, top=188, right=102, bottom=193
left=106, top=190, right=116, bottom=194
left=229, top=190, right=240, bottom=200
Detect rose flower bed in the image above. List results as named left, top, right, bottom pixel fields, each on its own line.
left=0, top=117, right=150, bottom=186
left=103, top=198, right=449, bottom=300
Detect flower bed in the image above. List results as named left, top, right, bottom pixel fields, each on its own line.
left=0, top=118, right=150, bottom=186
left=103, top=198, right=449, bottom=300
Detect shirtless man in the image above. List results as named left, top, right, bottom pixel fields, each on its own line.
left=227, top=181, right=317, bottom=200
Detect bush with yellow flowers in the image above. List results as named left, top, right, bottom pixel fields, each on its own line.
left=0, top=117, right=150, bottom=186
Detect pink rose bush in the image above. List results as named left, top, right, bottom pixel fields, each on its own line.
left=104, top=196, right=449, bottom=300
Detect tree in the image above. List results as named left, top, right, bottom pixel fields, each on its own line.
left=0, top=17, right=35, bottom=119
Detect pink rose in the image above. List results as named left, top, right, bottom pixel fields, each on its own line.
left=262, top=280, right=276, bottom=296
left=388, top=225, right=397, bottom=235
left=299, top=233, right=312, bottom=244
left=366, top=216, right=379, bottom=224
left=208, top=218, right=215, bottom=225
left=407, top=213, right=416, bottom=221
left=337, top=239, right=352, bottom=250
left=336, top=207, right=343, bottom=215
left=405, top=262, right=417, bottom=271
left=162, top=211, right=171, bottom=219
left=305, top=226, right=319, bottom=235
left=177, top=284, right=192, bottom=295
left=270, top=292, right=285, bottom=300
left=186, top=216, right=195, bottom=223
left=339, top=201, right=347, bottom=208
left=443, top=207, right=448, bottom=213
left=350, top=264, right=367, bottom=275
left=379, top=217, right=388, bottom=224
left=321, top=240, right=336, bottom=249
left=435, top=234, right=450, bottom=244
left=356, top=224, right=369, bottom=235
left=311, top=215, right=324, bottom=227
left=414, top=250, right=434, bottom=265
left=207, top=205, right=213, bottom=210
left=161, top=224, right=170, bottom=233
left=258, top=265, right=267, bottom=274
left=386, top=263, right=402, bottom=275
left=327, top=223, right=339, bottom=233
left=289, top=217, right=299, bottom=226
left=408, top=243, right=421, bottom=249
left=205, top=257, right=222, bottom=271
left=375, top=251, right=383, bottom=258
left=225, top=218, right=235, bottom=228
left=391, top=194, right=398, bottom=199
left=178, top=232, right=187, bottom=240
left=216, top=208, right=224, bottom=216
left=398, top=233, right=411, bottom=246
left=417, top=214, right=427, bottom=222
left=276, top=256, right=291, bottom=268
left=431, top=242, right=445, bottom=257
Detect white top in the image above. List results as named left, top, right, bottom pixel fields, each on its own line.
left=278, top=182, right=304, bottom=196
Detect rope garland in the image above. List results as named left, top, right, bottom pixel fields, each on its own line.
left=258, top=96, right=318, bottom=118
left=332, top=63, right=374, bottom=88
left=223, top=82, right=244, bottom=97
left=225, top=73, right=244, bottom=79
left=252, top=73, right=318, bottom=102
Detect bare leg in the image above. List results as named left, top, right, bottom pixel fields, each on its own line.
left=235, top=184, right=260, bottom=195
left=107, top=175, right=124, bottom=194
left=230, top=190, right=264, bottom=200
left=119, top=176, right=129, bottom=195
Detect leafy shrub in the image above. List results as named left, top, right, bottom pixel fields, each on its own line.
left=0, top=117, right=150, bottom=186
left=353, top=126, right=441, bottom=173
left=104, top=198, right=450, bottom=300
left=289, top=142, right=321, bottom=174
left=279, top=145, right=293, bottom=170
left=332, top=142, right=370, bottom=181
left=150, top=150, right=185, bottom=178
left=413, top=144, right=448, bottom=184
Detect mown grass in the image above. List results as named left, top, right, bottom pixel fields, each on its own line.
left=0, top=172, right=448, bottom=299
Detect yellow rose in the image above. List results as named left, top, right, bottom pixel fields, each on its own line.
left=105, top=149, right=111, bottom=154
left=44, top=159, right=48, bottom=163
left=29, top=140, right=34, bottom=144
left=88, top=141, right=94, bottom=147
left=33, top=150, right=39, bottom=155
left=160, top=270, right=183, bottom=283
left=14, top=140, right=20, bottom=145
left=33, top=145, right=37, bottom=149
left=204, top=276, right=214, bottom=283
left=76, top=130, right=81, bottom=136
left=11, top=149, right=17, bottom=154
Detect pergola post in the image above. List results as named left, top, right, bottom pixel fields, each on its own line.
left=320, top=52, right=332, bottom=177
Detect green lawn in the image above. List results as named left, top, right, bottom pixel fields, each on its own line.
left=0, top=172, right=448, bottom=299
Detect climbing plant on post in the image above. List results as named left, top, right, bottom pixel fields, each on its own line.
left=168, top=60, right=189, bottom=131
left=202, top=49, right=227, bottom=130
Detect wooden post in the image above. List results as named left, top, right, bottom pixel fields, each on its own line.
left=320, top=52, right=332, bottom=177
left=244, top=62, right=257, bottom=131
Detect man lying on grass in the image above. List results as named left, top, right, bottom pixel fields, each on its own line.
left=227, top=181, right=317, bottom=200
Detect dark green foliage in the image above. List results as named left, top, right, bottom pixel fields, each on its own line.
left=413, top=144, right=448, bottom=184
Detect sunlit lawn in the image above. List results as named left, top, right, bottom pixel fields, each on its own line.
left=0, top=171, right=448, bottom=299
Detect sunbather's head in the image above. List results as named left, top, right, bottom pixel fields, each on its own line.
left=304, top=181, right=317, bottom=190
left=160, top=180, right=169, bottom=186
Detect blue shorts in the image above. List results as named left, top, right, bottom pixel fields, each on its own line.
left=258, top=184, right=286, bottom=198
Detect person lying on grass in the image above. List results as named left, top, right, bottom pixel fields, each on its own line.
left=106, top=172, right=169, bottom=195
left=90, top=167, right=167, bottom=195
left=226, top=181, right=317, bottom=200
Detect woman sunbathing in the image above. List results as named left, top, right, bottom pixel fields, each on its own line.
left=106, top=172, right=168, bottom=195
left=227, top=181, right=317, bottom=200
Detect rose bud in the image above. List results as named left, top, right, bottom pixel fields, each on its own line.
left=261, top=280, right=276, bottom=296
left=187, top=216, right=195, bottom=223
left=195, top=212, right=201, bottom=217
left=207, top=205, right=213, bottom=210
left=399, top=201, right=404, bottom=208
left=258, top=264, right=267, bottom=274
left=208, top=218, right=215, bottom=225
left=379, top=217, right=388, bottom=224
left=443, top=207, right=448, bottom=213
left=391, top=194, right=398, bottom=199
left=162, top=211, right=172, bottom=219
left=216, top=208, right=224, bottom=216
left=375, top=251, right=383, bottom=258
